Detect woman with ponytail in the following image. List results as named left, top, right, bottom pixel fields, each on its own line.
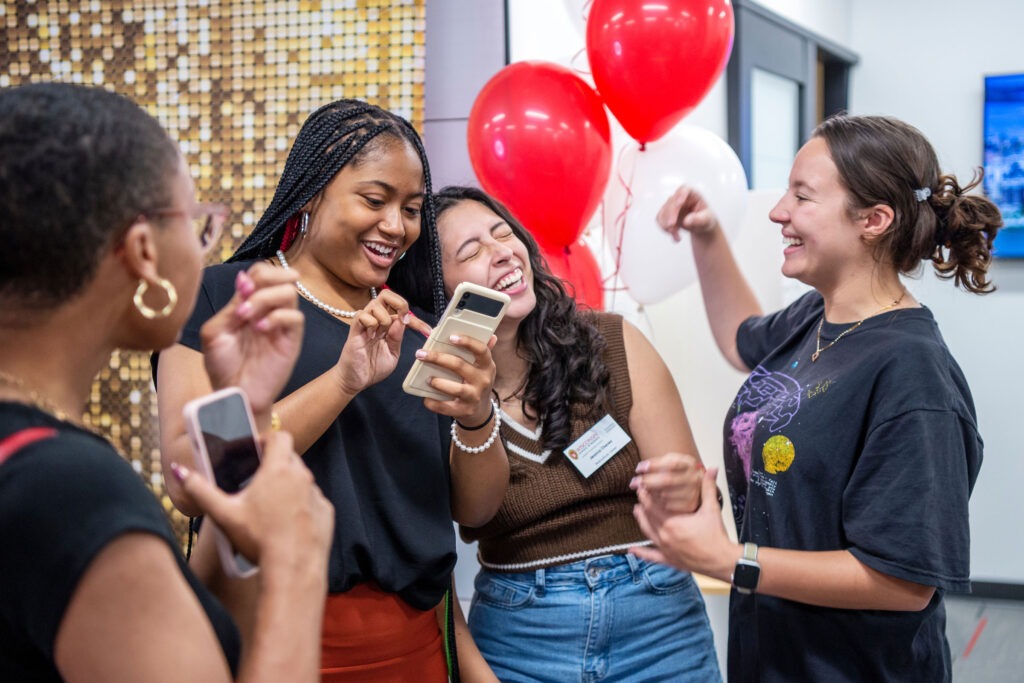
left=155, top=100, right=507, bottom=682
left=632, top=114, right=1001, bottom=682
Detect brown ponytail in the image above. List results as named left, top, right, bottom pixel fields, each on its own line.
left=814, top=114, right=1003, bottom=295
left=927, top=172, right=1002, bottom=294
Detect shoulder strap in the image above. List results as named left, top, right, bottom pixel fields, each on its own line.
left=0, top=427, right=58, bottom=465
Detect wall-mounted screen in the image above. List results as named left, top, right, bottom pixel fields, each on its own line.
left=984, top=73, right=1024, bottom=257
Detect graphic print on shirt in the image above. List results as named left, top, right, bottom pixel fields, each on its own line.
left=726, top=365, right=802, bottom=523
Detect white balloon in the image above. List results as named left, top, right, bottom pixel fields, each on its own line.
left=604, top=124, right=748, bottom=305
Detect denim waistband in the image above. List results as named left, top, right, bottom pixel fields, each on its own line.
left=484, top=552, right=655, bottom=589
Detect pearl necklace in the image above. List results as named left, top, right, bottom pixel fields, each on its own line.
left=812, top=289, right=906, bottom=362
left=276, top=250, right=377, bottom=319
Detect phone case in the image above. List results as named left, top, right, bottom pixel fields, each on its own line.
left=403, top=282, right=511, bottom=401
left=182, top=387, right=261, bottom=579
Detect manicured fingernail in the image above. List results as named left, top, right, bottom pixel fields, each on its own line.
left=170, top=462, right=190, bottom=482
left=635, top=460, right=650, bottom=473
left=236, top=271, right=255, bottom=297
left=449, top=334, right=461, bottom=343
left=255, top=317, right=271, bottom=331
left=402, top=311, right=413, bottom=324
left=415, top=349, right=427, bottom=359
left=629, top=476, right=640, bottom=490
left=236, top=301, right=252, bottom=317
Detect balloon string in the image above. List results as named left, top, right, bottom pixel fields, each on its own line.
left=603, top=140, right=636, bottom=289
left=570, top=47, right=591, bottom=76
left=569, top=0, right=592, bottom=76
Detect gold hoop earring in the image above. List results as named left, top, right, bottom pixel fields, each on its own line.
left=134, top=277, right=178, bottom=320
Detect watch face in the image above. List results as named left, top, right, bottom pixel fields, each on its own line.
left=733, top=561, right=760, bottom=591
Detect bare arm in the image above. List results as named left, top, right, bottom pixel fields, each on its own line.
left=621, top=320, right=703, bottom=514
left=657, top=186, right=762, bottom=371
left=56, top=432, right=332, bottom=682
left=632, top=468, right=935, bottom=612
left=417, top=333, right=509, bottom=528
left=55, top=534, right=238, bottom=683
left=447, top=425, right=509, bottom=528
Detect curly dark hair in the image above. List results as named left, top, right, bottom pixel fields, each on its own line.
left=814, top=114, right=1002, bottom=294
left=231, top=99, right=446, bottom=317
left=429, top=186, right=610, bottom=452
left=0, top=83, right=180, bottom=317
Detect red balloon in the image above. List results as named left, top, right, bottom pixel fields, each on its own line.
left=586, top=0, right=734, bottom=145
left=542, top=241, right=604, bottom=311
left=468, top=61, right=612, bottom=252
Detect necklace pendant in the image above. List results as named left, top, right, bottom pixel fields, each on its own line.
left=811, top=350, right=820, bottom=362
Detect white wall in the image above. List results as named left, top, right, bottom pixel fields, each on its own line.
left=849, top=0, right=1024, bottom=585
left=751, top=0, right=851, bottom=45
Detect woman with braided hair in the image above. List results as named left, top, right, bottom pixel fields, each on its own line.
left=156, top=100, right=508, bottom=681
left=633, top=114, right=1002, bottom=682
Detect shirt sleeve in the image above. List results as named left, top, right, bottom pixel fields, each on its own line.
left=0, top=433, right=179, bottom=659
left=842, top=407, right=979, bottom=592
left=178, top=270, right=223, bottom=352
left=737, top=292, right=823, bottom=369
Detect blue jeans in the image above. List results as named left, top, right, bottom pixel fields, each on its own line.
left=468, top=553, right=721, bottom=682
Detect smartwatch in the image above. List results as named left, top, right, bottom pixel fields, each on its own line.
left=732, top=542, right=761, bottom=594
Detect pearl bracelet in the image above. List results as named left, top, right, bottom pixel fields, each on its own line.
left=450, top=398, right=501, bottom=454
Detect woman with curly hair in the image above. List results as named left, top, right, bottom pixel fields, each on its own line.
left=634, top=114, right=1002, bottom=682
left=411, top=186, right=721, bottom=682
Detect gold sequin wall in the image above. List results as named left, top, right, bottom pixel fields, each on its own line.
left=1, top=0, right=426, bottom=543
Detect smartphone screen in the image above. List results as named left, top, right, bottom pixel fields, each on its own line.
left=194, top=391, right=260, bottom=494
left=454, top=288, right=506, bottom=318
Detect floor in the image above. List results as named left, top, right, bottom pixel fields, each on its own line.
left=945, top=594, right=1024, bottom=680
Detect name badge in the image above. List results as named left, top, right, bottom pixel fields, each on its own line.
left=563, top=414, right=632, bottom=478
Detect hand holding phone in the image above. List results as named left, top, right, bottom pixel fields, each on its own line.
left=183, top=387, right=263, bottom=578
left=402, top=282, right=510, bottom=401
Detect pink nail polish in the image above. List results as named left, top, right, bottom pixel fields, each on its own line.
left=170, top=462, right=190, bottom=481
left=236, top=271, right=255, bottom=297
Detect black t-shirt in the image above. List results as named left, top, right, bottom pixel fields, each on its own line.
left=176, top=261, right=455, bottom=610
left=724, top=292, right=982, bottom=683
left=0, top=403, right=240, bottom=681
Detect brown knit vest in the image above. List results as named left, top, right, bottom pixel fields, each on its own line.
left=460, top=312, right=647, bottom=569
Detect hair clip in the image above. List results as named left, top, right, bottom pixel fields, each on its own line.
left=914, top=187, right=931, bottom=202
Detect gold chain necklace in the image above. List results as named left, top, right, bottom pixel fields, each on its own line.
left=812, top=290, right=906, bottom=362
left=0, top=369, right=88, bottom=431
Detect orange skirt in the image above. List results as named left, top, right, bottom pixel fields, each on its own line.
left=320, top=583, right=448, bottom=682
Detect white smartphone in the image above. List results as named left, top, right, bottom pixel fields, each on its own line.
left=403, top=281, right=511, bottom=401
left=182, top=387, right=262, bottom=579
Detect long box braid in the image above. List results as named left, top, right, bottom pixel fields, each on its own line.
left=230, top=99, right=446, bottom=318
